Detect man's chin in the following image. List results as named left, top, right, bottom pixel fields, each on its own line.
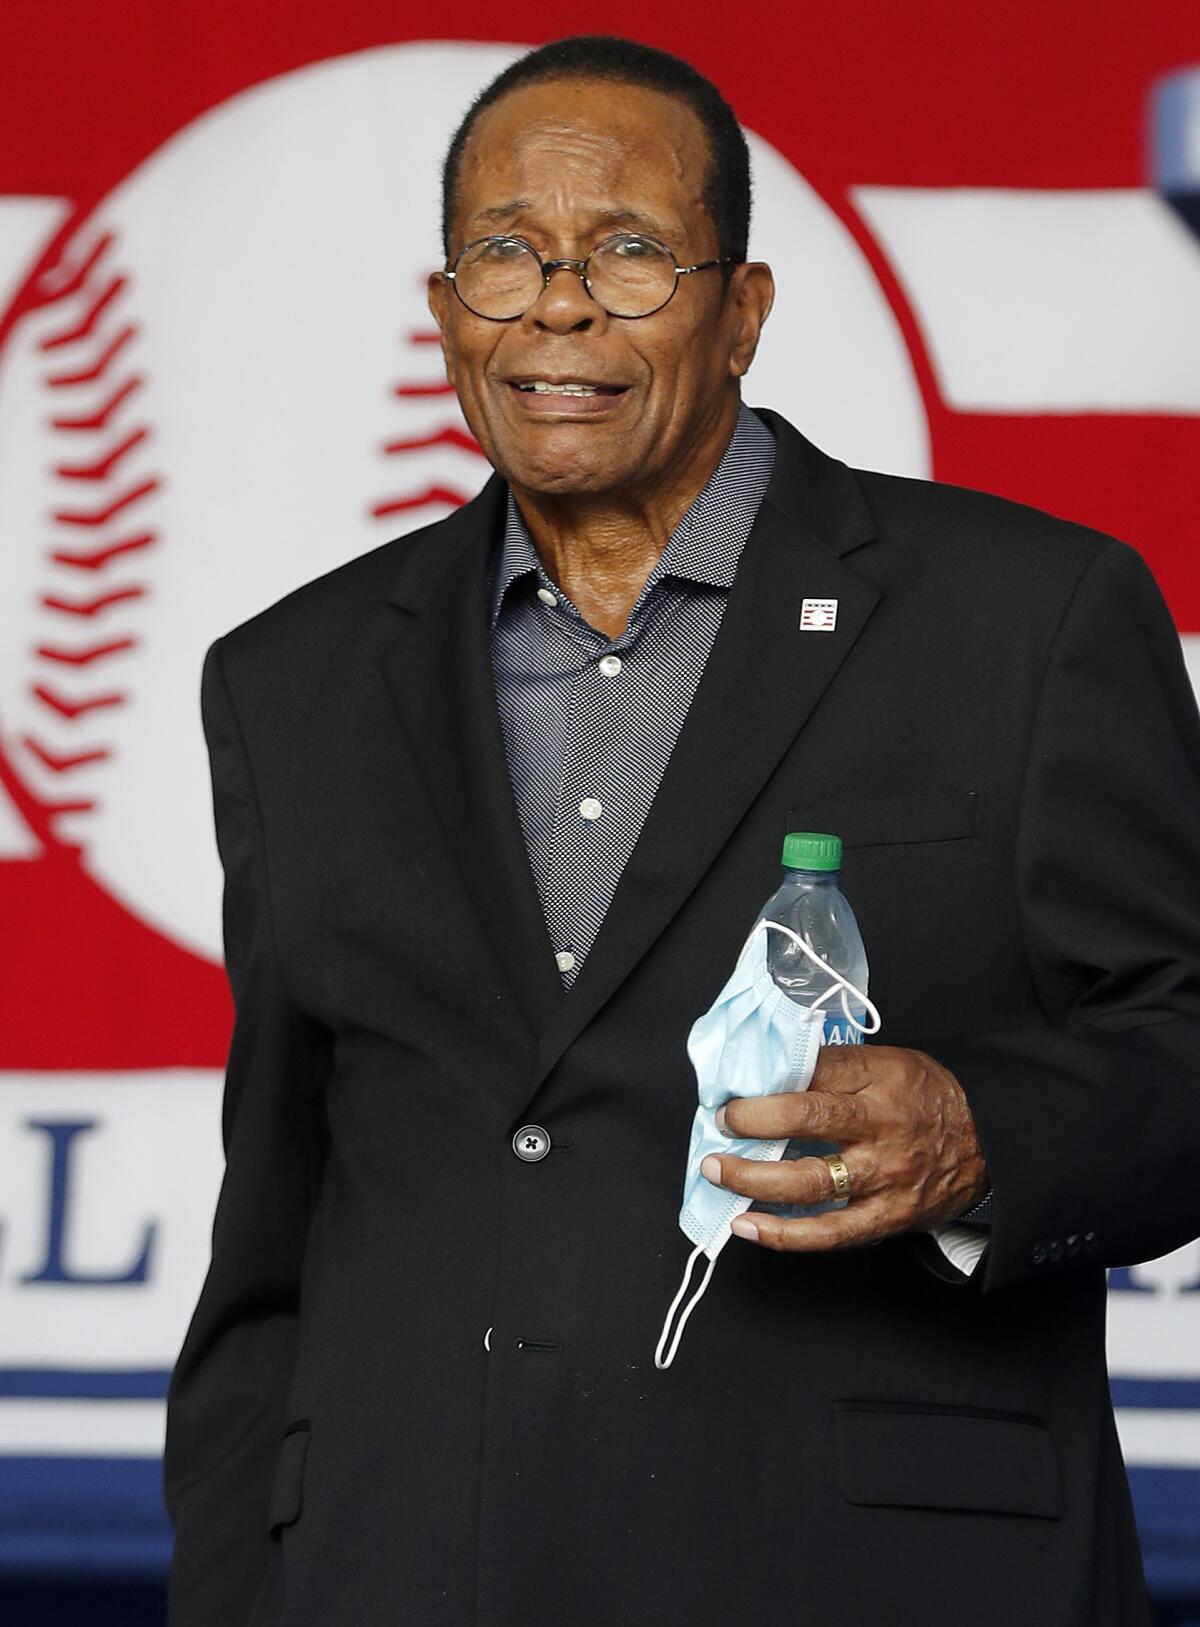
left=494, top=446, right=644, bottom=502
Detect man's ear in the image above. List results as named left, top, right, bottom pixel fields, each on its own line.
left=727, top=262, right=775, bottom=380
left=427, top=272, right=456, bottom=387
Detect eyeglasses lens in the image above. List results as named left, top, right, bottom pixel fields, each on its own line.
left=588, top=237, right=676, bottom=317
left=453, top=235, right=678, bottom=319
left=454, top=239, right=543, bottom=320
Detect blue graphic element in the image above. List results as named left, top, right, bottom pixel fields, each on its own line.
left=1108, top=1264, right=1156, bottom=1294
left=1110, top=1260, right=1200, bottom=1294
left=1112, top=1377, right=1200, bottom=1410
left=1153, top=67, right=1200, bottom=241
left=0, top=1458, right=170, bottom=1576
left=20, top=1121, right=157, bottom=1286
left=0, top=1369, right=170, bottom=1400
left=1128, top=1467, right=1200, bottom=1601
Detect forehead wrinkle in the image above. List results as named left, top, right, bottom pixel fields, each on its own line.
left=491, top=147, right=693, bottom=238
left=507, top=116, right=704, bottom=192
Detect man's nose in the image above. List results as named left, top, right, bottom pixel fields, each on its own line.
left=524, top=262, right=604, bottom=334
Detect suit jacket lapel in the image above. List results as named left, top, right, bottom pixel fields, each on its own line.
left=531, top=412, right=882, bottom=1085
left=379, top=476, right=565, bottom=1036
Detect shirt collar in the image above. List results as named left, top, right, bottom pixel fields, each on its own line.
left=488, top=401, right=776, bottom=627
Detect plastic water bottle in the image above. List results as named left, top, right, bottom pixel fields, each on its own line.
left=752, top=830, right=870, bottom=1221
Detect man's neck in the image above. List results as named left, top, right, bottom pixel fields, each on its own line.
left=510, top=397, right=742, bottom=639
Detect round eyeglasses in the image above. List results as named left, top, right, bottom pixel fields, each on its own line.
left=443, top=232, right=732, bottom=321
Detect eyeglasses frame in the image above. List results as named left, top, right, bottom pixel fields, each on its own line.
left=441, top=231, right=735, bottom=322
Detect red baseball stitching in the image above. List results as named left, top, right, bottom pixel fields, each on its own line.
left=35, top=638, right=137, bottom=667
left=371, top=322, right=485, bottom=521
left=40, top=275, right=128, bottom=351
left=56, top=427, right=149, bottom=481
left=46, top=325, right=136, bottom=387
left=20, top=229, right=159, bottom=828
left=371, top=485, right=477, bottom=519
left=41, top=586, right=147, bottom=617
left=51, top=377, right=142, bottom=432
left=393, top=379, right=457, bottom=398
left=51, top=533, right=157, bottom=571
left=54, top=477, right=160, bottom=529
left=33, top=684, right=126, bottom=719
left=37, top=231, right=114, bottom=301
left=383, top=425, right=480, bottom=456
left=21, top=736, right=111, bottom=772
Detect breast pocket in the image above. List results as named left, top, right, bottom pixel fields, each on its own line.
left=833, top=1401, right=1063, bottom=1518
left=786, top=791, right=980, bottom=849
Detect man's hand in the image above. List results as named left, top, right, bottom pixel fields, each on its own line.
left=702, top=1046, right=989, bottom=1250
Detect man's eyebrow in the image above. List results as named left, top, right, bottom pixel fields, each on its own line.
left=471, top=200, right=534, bottom=225
left=588, top=207, right=676, bottom=237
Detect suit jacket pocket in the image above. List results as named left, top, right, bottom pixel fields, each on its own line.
left=267, top=1421, right=311, bottom=1538
left=786, top=791, right=979, bottom=849
left=833, top=1402, right=1062, bottom=1518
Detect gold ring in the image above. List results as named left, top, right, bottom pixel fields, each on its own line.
left=822, top=1153, right=852, bottom=1200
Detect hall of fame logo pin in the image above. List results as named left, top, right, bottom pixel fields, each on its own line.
left=799, top=598, right=838, bottom=631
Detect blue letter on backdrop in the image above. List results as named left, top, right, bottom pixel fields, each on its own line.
left=21, top=1120, right=157, bottom=1286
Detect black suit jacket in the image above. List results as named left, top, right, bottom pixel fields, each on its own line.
left=164, top=409, right=1200, bottom=1626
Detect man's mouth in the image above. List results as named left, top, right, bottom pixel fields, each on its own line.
left=509, top=378, right=626, bottom=397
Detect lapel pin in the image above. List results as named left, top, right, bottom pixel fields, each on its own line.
left=799, top=598, right=838, bottom=632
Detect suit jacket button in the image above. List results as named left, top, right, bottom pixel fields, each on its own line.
left=1083, top=1230, right=1099, bottom=1253
left=1049, top=1239, right=1065, bottom=1262
left=1066, top=1233, right=1082, bottom=1256
left=513, top=1124, right=551, bottom=1162
left=1031, top=1243, right=1048, bottom=1265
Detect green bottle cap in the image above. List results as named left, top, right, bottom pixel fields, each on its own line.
left=781, top=831, right=842, bottom=872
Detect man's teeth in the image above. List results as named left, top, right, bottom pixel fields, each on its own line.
left=518, top=381, right=601, bottom=395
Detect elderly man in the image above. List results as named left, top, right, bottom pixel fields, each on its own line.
left=164, top=34, right=1200, bottom=1627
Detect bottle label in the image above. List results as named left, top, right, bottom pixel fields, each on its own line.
left=822, top=1012, right=865, bottom=1047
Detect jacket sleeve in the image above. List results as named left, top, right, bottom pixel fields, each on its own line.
left=164, top=636, right=332, bottom=1624
left=921, top=539, right=1200, bottom=1293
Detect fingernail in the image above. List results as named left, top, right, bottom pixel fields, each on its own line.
left=701, top=1154, right=723, bottom=1184
left=731, top=1217, right=759, bottom=1240
left=715, top=1104, right=733, bottom=1136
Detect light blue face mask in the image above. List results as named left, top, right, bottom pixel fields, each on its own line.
left=654, top=919, right=880, bottom=1370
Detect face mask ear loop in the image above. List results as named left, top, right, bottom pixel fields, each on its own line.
left=654, top=1242, right=718, bottom=1370
left=760, top=920, right=882, bottom=1036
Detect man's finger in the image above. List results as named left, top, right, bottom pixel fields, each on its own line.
left=700, top=1149, right=878, bottom=1206
left=732, top=1194, right=899, bottom=1253
left=719, top=1088, right=867, bottom=1142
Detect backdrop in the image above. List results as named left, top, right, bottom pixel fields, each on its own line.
left=0, top=0, right=1198, bottom=1604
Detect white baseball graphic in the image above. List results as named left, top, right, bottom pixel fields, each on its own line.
left=0, top=41, right=927, bottom=962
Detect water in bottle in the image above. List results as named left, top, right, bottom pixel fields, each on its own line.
left=752, top=830, right=872, bottom=1221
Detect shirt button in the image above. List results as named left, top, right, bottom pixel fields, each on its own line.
left=555, top=951, right=577, bottom=973
left=536, top=587, right=558, bottom=607
left=512, top=1124, right=551, bottom=1162
left=579, top=797, right=603, bottom=821
left=598, top=654, right=623, bottom=677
